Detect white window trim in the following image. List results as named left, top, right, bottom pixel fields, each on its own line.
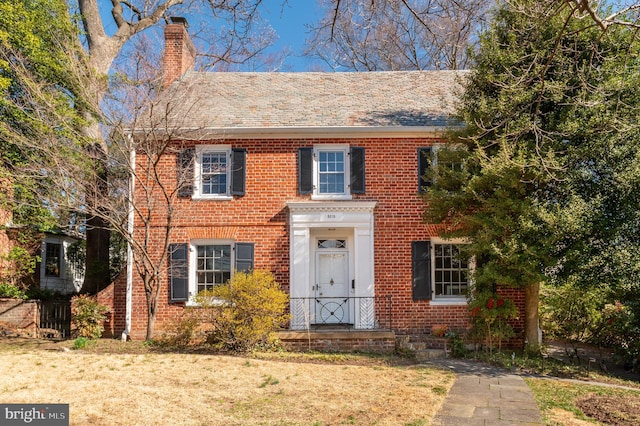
left=186, top=239, right=235, bottom=306
left=429, top=237, right=472, bottom=306
left=193, top=144, right=233, bottom=200
left=311, top=144, right=352, bottom=201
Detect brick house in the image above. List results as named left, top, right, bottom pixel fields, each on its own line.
left=113, top=20, right=525, bottom=348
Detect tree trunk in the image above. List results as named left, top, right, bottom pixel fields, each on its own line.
left=524, top=281, right=541, bottom=352
left=143, top=273, right=160, bottom=340
left=80, top=130, right=111, bottom=294
left=146, top=304, right=156, bottom=341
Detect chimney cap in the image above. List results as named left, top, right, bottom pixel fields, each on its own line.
left=169, top=16, right=189, bottom=27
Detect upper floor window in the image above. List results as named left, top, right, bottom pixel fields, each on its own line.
left=418, top=147, right=433, bottom=193
left=318, top=150, right=346, bottom=195
left=195, top=145, right=231, bottom=199
left=45, top=243, right=61, bottom=277
left=177, top=145, right=246, bottom=199
left=298, top=145, right=365, bottom=199
left=418, top=145, right=465, bottom=193
left=201, top=152, right=227, bottom=195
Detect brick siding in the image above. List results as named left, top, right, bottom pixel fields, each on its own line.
left=122, top=136, right=526, bottom=344
left=0, top=299, right=38, bottom=337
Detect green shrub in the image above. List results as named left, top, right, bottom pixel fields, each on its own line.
left=0, top=245, right=37, bottom=291
left=593, top=301, right=640, bottom=370
left=446, top=331, right=467, bottom=358
left=540, top=282, right=605, bottom=342
left=467, top=290, right=518, bottom=353
left=195, top=270, right=289, bottom=352
left=72, top=336, right=91, bottom=350
left=71, top=295, right=109, bottom=339
left=25, top=287, right=62, bottom=301
left=0, top=283, right=27, bottom=299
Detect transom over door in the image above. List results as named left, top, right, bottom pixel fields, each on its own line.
left=314, top=251, right=350, bottom=324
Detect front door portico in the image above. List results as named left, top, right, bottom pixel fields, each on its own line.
left=287, top=201, right=376, bottom=330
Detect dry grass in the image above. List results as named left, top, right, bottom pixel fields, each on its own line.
left=0, top=339, right=453, bottom=425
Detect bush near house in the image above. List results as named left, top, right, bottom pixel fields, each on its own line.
left=0, top=283, right=27, bottom=299
left=161, top=270, right=289, bottom=352
left=71, top=294, right=109, bottom=339
left=466, top=290, right=518, bottom=353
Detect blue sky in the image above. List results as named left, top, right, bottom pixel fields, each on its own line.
left=261, top=1, right=322, bottom=71
left=99, top=1, right=324, bottom=72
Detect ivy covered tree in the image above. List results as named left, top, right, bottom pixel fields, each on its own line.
left=0, top=0, right=87, bottom=290
left=425, top=0, right=640, bottom=350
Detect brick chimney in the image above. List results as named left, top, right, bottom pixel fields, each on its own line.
left=163, top=17, right=196, bottom=90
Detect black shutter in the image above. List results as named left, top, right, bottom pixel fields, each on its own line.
left=418, top=147, right=432, bottom=194
left=231, top=148, right=246, bottom=196
left=235, top=243, right=254, bottom=273
left=178, top=148, right=195, bottom=198
left=169, top=243, right=189, bottom=302
left=298, top=147, right=313, bottom=194
left=350, top=147, right=365, bottom=194
left=412, top=241, right=432, bottom=301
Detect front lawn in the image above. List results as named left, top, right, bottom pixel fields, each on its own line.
left=0, top=339, right=453, bottom=425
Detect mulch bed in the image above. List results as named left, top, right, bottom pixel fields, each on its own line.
left=577, top=394, right=640, bottom=426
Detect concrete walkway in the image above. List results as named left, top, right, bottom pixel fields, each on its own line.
left=428, top=359, right=543, bottom=425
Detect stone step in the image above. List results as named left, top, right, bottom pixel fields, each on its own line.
left=415, top=348, right=450, bottom=361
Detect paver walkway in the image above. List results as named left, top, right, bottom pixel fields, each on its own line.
left=428, top=358, right=543, bottom=425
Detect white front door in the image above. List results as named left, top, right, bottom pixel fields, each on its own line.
left=314, top=251, right=350, bottom=324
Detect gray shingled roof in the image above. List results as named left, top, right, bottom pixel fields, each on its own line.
left=142, top=70, right=466, bottom=133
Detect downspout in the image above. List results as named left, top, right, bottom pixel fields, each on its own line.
left=122, top=138, right=135, bottom=341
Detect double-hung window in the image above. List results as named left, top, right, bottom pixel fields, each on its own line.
left=201, top=152, right=227, bottom=195
left=434, top=243, right=469, bottom=297
left=318, top=150, right=346, bottom=195
left=418, top=145, right=464, bottom=193
left=45, top=243, right=62, bottom=277
left=298, top=144, right=365, bottom=199
left=168, top=240, right=255, bottom=303
left=194, top=145, right=231, bottom=199
left=412, top=239, right=470, bottom=304
left=178, top=145, right=246, bottom=199
left=196, top=244, right=231, bottom=293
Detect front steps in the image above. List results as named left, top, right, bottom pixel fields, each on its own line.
left=398, top=336, right=451, bottom=360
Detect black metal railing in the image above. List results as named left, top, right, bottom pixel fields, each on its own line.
left=289, top=295, right=392, bottom=331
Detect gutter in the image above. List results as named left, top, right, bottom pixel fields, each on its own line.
left=122, top=140, right=135, bottom=341
left=127, top=125, right=463, bottom=140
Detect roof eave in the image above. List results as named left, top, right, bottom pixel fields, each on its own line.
left=128, top=125, right=464, bottom=140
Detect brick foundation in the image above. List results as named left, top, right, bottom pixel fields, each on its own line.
left=277, top=330, right=396, bottom=353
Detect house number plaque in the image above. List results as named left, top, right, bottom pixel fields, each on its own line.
left=323, top=213, right=343, bottom=221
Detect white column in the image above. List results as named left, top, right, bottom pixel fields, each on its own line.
left=354, top=227, right=375, bottom=328
left=290, top=227, right=310, bottom=329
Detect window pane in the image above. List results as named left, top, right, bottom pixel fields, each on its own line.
left=201, top=152, right=227, bottom=195
left=196, top=244, right=232, bottom=292
left=434, top=243, right=469, bottom=299
left=45, top=243, right=61, bottom=277
left=318, top=150, right=345, bottom=194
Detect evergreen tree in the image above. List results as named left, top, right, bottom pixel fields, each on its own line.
left=425, top=0, right=640, bottom=350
